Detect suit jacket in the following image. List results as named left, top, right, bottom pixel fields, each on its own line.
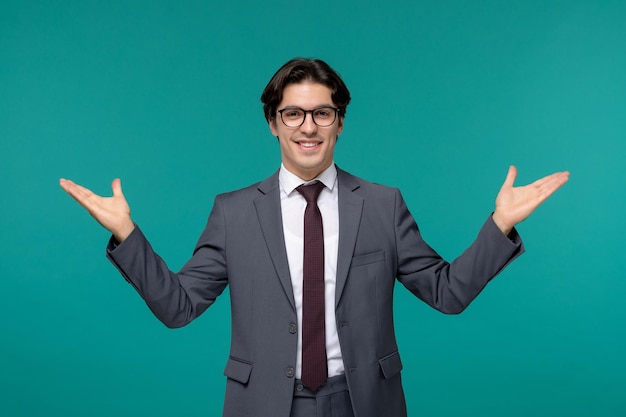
left=107, top=166, right=524, bottom=417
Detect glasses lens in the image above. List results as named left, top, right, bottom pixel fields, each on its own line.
left=281, top=108, right=305, bottom=128
left=312, top=107, right=337, bottom=127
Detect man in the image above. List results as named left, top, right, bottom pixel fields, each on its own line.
left=59, top=58, right=569, bottom=417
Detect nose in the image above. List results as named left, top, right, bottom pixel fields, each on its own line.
left=299, top=112, right=318, bottom=134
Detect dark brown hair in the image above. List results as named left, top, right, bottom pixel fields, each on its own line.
left=260, top=58, right=351, bottom=122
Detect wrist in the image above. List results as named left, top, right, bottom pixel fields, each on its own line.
left=492, top=212, right=513, bottom=236
left=113, top=220, right=135, bottom=243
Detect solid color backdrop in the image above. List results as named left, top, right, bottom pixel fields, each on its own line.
left=1, top=0, right=624, bottom=416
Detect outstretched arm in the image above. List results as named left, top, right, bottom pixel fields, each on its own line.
left=492, top=165, right=570, bottom=236
left=59, top=178, right=135, bottom=243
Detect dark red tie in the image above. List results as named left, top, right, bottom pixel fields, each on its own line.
left=296, top=181, right=327, bottom=392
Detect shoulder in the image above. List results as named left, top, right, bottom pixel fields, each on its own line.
left=337, top=166, right=400, bottom=198
left=214, top=170, right=279, bottom=204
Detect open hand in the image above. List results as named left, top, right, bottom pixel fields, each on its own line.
left=59, top=178, right=135, bottom=243
left=492, top=166, right=570, bottom=235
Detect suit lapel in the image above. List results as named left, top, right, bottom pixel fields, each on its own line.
left=252, top=167, right=364, bottom=311
left=253, top=172, right=296, bottom=311
left=335, top=168, right=364, bottom=307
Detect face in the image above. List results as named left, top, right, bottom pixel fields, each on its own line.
left=269, top=82, right=344, bottom=181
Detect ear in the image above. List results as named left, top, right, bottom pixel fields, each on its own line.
left=337, top=117, right=344, bottom=135
left=268, top=118, right=279, bottom=137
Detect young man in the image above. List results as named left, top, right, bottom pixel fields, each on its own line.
left=60, top=58, right=569, bottom=417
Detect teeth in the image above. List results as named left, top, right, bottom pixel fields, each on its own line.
left=300, top=142, right=318, bottom=148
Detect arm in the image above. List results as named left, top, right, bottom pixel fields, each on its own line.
left=59, top=178, right=228, bottom=327
left=395, top=192, right=524, bottom=314
left=105, top=215, right=228, bottom=328
left=396, top=166, right=568, bottom=313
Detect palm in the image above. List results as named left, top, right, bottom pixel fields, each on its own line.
left=59, top=178, right=135, bottom=242
left=493, top=166, right=569, bottom=234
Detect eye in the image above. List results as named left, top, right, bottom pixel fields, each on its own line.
left=314, top=108, right=332, bottom=118
left=284, top=109, right=303, bottom=119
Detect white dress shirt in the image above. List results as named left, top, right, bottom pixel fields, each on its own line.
left=279, top=163, right=344, bottom=379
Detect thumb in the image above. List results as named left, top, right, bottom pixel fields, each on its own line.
left=503, top=165, right=517, bottom=188
left=111, top=178, right=124, bottom=197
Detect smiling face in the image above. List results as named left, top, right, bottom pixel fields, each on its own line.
left=269, top=82, right=344, bottom=181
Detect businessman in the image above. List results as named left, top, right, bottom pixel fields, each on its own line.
left=60, top=58, right=569, bottom=417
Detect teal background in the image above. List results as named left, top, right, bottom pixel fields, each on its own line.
left=2, top=0, right=625, bottom=415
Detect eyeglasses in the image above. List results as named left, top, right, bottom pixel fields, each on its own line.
left=276, top=106, right=340, bottom=128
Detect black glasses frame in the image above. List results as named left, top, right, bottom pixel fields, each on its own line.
left=276, top=106, right=341, bottom=128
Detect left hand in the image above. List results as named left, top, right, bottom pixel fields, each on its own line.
left=492, top=165, right=570, bottom=235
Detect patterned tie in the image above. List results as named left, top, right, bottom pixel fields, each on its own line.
left=296, top=181, right=327, bottom=392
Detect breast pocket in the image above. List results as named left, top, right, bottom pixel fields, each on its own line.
left=351, top=250, right=386, bottom=268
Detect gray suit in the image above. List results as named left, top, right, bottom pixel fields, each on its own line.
left=107, top=167, right=523, bottom=417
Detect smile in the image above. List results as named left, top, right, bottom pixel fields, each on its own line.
left=295, top=140, right=322, bottom=150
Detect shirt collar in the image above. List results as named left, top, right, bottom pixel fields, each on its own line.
left=279, top=163, right=337, bottom=196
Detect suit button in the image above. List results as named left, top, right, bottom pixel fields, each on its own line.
left=296, top=383, right=304, bottom=391
left=286, top=367, right=295, bottom=378
left=289, top=323, right=297, bottom=334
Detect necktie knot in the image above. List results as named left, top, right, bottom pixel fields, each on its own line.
left=296, top=181, right=325, bottom=203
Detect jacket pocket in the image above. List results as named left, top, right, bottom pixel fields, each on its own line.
left=378, top=351, right=403, bottom=379
left=224, top=356, right=253, bottom=384
left=351, top=250, right=385, bottom=268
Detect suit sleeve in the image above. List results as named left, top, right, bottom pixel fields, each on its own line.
left=106, top=196, right=229, bottom=328
left=394, top=189, right=524, bottom=314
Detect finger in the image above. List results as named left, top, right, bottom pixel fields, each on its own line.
left=59, top=178, right=73, bottom=193
left=59, top=178, right=101, bottom=210
left=539, top=171, right=570, bottom=197
left=533, top=171, right=570, bottom=192
left=111, top=178, right=124, bottom=198
left=503, top=165, right=517, bottom=188
left=60, top=178, right=91, bottom=199
left=59, top=178, right=78, bottom=191
left=523, top=173, right=569, bottom=210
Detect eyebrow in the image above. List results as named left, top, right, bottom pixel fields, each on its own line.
left=279, top=104, right=336, bottom=110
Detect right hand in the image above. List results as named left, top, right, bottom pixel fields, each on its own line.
left=59, top=178, right=135, bottom=243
